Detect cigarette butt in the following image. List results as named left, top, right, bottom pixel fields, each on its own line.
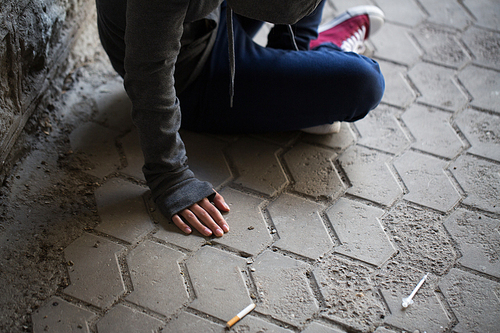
left=226, top=303, right=256, bottom=328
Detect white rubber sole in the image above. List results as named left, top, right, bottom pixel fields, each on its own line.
left=301, top=121, right=341, bottom=135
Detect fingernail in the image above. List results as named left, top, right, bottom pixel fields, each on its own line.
left=215, top=228, right=224, bottom=237
left=223, top=203, right=230, bottom=211
left=204, top=228, right=212, bottom=236
left=184, top=227, right=192, bottom=234
left=222, top=224, right=229, bottom=232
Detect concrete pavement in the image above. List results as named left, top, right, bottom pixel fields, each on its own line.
left=14, top=0, right=500, bottom=332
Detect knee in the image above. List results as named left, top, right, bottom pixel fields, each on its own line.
left=365, top=60, right=385, bottom=108
left=345, top=58, right=385, bottom=121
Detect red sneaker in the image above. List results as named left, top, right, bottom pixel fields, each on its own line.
left=310, top=6, right=385, bottom=53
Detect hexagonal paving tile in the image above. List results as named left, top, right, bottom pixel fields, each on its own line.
left=462, top=26, right=500, bottom=70
left=372, top=0, right=426, bottom=27
left=373, top=258, right=432, bottom=298
left=313, top=255, right=384, bottom=332
left=330, top=0, right=373, bottom=13
left=394, top=151, right=461, bottom=212
left=94, top=178, right=153, bottom=244
left=401, top=104, right=464, bottom=159
left=355, top=105, right=410, bottom=155
left=163, top=311, right=295, bottom=333
left=96, top=304, right=163, bottom=333
left=252, top=250, right=318, bottom=327
left=462, top=0, right=500, bottom=30
left=381, top=203, right=457, bottom=275
left=444, top=208, right=500, bottom=278
left=408, top=62, right=468, bottom=111
left=283, top=142, right=345, bottom=199
left=126, top=240, right=188, bottom=316
left=64, top=233, right=126, bottom=309
left=186, top=246, right=252, bottom=321
left=339, top=145, right=403, bottom=206
left=381, top=288, right=451, bottom=333
left=267, top=193, right=334, bottom=260
left=302, top=322, right=346, bottom=333
left=419, top=0, right=473, bottom=30
left=450, top=154, right=500, bottom=214
left=370, top=22, right=422, bottom=66
left=227, top=136, right=287, bottom=196
left=455, top=108, right=500, bottom=161
left=162, top=312, right=223, bottom=332
left=181, top=130, right=232, bottom=189
left=458, top=66, right=500, bottom=113
left=213, top=188, right=272, bottom=256
left=377, top=60, right=416, bottom=108
left=374, top=328, right=398, bottom=333
left=31, top=297, right=96, bottom=333
left=69, top=122, right=121, bottom=178
left=234, top=315, right=296, bottom=333
left=326, top=198, right=396, bottom=267
left=440, top=268, right=500, bottom=333
left=413, top=24, right=471, bottom=68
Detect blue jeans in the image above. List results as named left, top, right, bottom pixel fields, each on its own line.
left=179, top=1, right=385, bottom=134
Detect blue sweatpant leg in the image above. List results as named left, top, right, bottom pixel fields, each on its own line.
left=179, top=3, right=385, bottom=134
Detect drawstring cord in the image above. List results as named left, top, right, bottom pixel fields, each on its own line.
left=226, top=7, right=235, bottom=108
left=226, top=7, right=299, bottom=108
left=287, top=24, right=299, bottom=51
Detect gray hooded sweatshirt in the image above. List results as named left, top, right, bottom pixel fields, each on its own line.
left=97, top=0, right=321, bottom=219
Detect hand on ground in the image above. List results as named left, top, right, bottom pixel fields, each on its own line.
left=172, top=191, right=230, bottom=237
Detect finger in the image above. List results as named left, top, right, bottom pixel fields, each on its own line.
left=172, top=214, right=192, bottom=234
left=180, top=206, right=214, bottom=237
left=212, top=192, right=230, bottom=212
left=189, top=202, right=225, bottom=237
left=199, top=198, right=229, bottom=233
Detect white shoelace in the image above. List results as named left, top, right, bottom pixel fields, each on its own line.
left=340, top=25, right=367, bottom=54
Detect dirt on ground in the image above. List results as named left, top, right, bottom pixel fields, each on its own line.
left=0, top=19, right=117, bottom=331
left=0, top=11, right=474, bottom=333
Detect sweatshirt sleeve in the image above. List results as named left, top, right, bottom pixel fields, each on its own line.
left=123, top=0, right=215, bottom=219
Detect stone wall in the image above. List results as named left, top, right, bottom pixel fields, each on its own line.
left=0, top=0, right=95, bottom=182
